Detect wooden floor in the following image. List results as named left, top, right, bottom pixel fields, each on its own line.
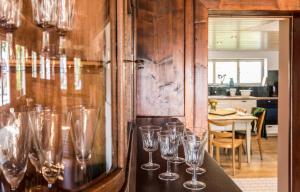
left=214, top=137, right=278, bottom=178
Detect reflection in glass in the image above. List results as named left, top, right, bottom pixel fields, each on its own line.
left=16, top=45, right=26, bottom=96
left=60, top=55, right=67, bottom=90
left=32, top=51, right=37, bottom=78
left=74, top=57, right=81, bottom=90
left=40, top=55, right=45, bottom=79
left=45, top=57, right=51, bottom=80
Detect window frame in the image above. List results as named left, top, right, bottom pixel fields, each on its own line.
left=208, top=58, right=266, bottom=86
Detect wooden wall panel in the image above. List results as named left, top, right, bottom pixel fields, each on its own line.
left=194, top=1, right=208, bottom=129
left=136, top=0, right=185, bottom=116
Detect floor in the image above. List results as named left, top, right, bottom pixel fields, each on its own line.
left=216, top=137, right=277, bottom=178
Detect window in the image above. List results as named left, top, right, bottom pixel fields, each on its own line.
left=215, top=61, right=237, bottom=84
left=208, top=59, right=265, bottom=85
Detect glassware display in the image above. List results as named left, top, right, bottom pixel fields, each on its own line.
left=139, top=125, right=161, bottom=171
left=157, top=130, right=181, bottom=181
left=57, top=0, right=75, bottom=55
left=0, top=110, right=31, bottom=191
left=69, top=106, right=100, bottom=170
left=182, top=130, right=208, bottom=190
left=29, top=110, right=63, bottom=189
left=166, top=121, right=185, bottom=164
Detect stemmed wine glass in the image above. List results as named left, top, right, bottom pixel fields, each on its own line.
left=0, top=0, right=8, bottom=25
left=68, top=106, right=100, bottom=170
left=29, top=109, right=64, bottom=189
left=1, top=0, right=22, bottom=59
left=157, top=130, right=181, bottom=181
left=139, top=125, right=161, bottom=171
left=31, top=0, right=58, bottom=53
left=166, top=121, right=185, bottom=164
left=182, top=130, right=208, bottom=190
left=56, top=0, right=75, bottom=55
left=0, top=110, right=31, bottom=191
left=185, top=128, right=207, bottom=175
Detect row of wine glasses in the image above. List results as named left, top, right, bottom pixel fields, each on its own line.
left=139, top=123, right=208, bottom=190
left=0, top=104, right=100, bottom=191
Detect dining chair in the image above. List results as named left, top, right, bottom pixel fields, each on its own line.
left=208, top=120, right=243, bottom=176
left=236, top=110, right=266, bottom=160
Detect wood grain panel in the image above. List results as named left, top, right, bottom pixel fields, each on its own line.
left=185, top=0, right=195, bottom=128
left=194, top=1, right=208, bottom=129
left=136, top=0, right=184, bottom=116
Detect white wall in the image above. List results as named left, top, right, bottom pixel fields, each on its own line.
left=209, top=50, right=279, bottom=70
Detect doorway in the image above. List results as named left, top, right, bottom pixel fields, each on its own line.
left=207, top=16, right=290, bottom=192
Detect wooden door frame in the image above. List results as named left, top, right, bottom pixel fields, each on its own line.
left=188, top=2, right=294, bottom=192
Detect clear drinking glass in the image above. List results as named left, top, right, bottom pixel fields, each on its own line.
left=29, top=110, right=63, bottom=189
left=184, top=130, right=207, bottom=175
left=0, top=0, right=8, bottom=24
left=0, top=111, right=31, bottom=191
left=2, top=0, right=22, bottom=58
left=57, top=0, right=75, bottom=55
left=139, top=125, right=161, bottom=171
left=69, top=106, right=100, bottom=170
left=31, top=0, right=58, bottom=53
left=182, top=130, right=207, bottom=190
left=158, top=130, right=181, bottom=181
left=166, top=122, right=185, bottom=164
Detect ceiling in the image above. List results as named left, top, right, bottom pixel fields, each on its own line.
left=208, top=18, right=282, bottom=51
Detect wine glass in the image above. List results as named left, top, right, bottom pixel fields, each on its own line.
left=184, top=129, right=207, bottom=175
left=0, top=110, right=31, bottom=191
left=166, top=121, right=185, bottom=164
left=69, top=106, right=100, bottom=170
left=29, top=110, right=63, bottom=189
left=182, top=130, right=208, bottom=190
left=31, top=0, right=58, bottom=53
left=157, top=130, right=181, bottom=181
left=56, top=0, right=75, bottom=55
left=139, top=125, right=161, bottom=171
left=2, top=0, right=22, bottom=58
left=0, top=0, right=8, bottom=25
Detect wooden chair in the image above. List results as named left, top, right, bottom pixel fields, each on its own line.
left=208, top=120, right=243, bottom=176
left=236, top=110, right=266, bottom=160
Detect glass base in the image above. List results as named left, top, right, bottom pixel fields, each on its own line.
left=183, top=180, right=206, bottom=190
left=186, top=167, right=206, bottom=175
left=158, top=172, right=179, bottom=181
left=170, top=156, right=185, bottom=164
left=141, top=162, right=160, bottom=171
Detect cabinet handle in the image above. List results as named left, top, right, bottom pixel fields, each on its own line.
left=242, top=101, right=247, bottom=103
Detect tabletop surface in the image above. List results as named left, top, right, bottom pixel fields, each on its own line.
left=136, top=130, right=242, bottom=192
left=208, top=113, right=258, bottom=121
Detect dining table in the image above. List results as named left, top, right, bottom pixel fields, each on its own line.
left=208, top=111, right=258, bottom=163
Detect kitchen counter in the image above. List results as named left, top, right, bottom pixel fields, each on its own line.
left=208, top=96, right=278, bottom=100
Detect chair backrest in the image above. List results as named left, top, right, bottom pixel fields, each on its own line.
left=256, top=110, right=266, bottom=139
left=208, top=120, right=236, bottom=148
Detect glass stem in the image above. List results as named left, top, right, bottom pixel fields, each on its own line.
left=42, top=31, right=50, bottom=53
left=192, top=167, right=197, bottom=182
left=59, top=35, right=66, bottom=55
left=6, top=32, right=13, bottom=59
left=149, top=152, right=153, bottom=165
left=48, top=183, right=52, bottom=189
left=167, top=160, right=171, bottom=174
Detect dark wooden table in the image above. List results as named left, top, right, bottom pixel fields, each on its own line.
left=136, top=130, right=242, bottom=192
